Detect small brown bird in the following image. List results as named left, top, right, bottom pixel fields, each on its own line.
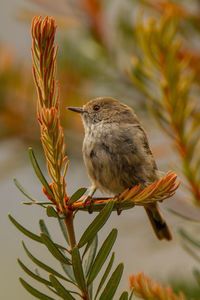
left=68, top=97, right=172, bottom=241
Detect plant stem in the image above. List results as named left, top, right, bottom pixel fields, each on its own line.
left=82, top=290, right=90, bottom=300
left=64, top=212, right=76, bottom=249
left=64, top=213, right=90, bottom=300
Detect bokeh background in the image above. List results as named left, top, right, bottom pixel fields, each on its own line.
left=1, top=0, right=200, bottom=299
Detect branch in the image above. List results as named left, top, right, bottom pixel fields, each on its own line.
left=31, top=16, right=68, bottom=213
left=69, top=171, right=180, bottom=212
left=128, top=12, right=200, bottom=204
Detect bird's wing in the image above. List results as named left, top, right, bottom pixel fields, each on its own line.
left=108, top=123, right=159, bottom=186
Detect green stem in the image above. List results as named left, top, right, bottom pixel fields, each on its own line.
left=64, top=212, right=76, bottom=249
left=64, top=213, right=90, bottom=300
left=82, top=290, right=90, bottom=300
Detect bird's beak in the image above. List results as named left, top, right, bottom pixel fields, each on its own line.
left=67, top=107, right=84, bottom=113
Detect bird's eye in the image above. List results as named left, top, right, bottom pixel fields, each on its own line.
left=93, top=105, right=100, bottom=111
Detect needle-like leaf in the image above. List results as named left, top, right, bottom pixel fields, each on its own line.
left=88, top=229, right=117, bottom=284
left=84, top=235, right=98, bottom=277
left=13, top=178, right=37, bottom=202
left=82, top=236, right=96, bottom=260
left=39, top=219, right=51, bottom=237
left=68, top=188, right=87, bottom=205
left=129, top=288, right=134, bottom=300
left=168, top=208, right=200, bottom=222
left=40, top=233, right=71, bottom=265
left=94, top=252, right=115, bottom=300
left=78, top=201, right=114, bottom=248
left=9, top=214, right=42, bottom=243
left=193, top=269, right=200, bottom=287
left=18, top=259, right=52, bottom=286
left=181, top=241, right=200, bottom=263
left=88, top=283, right=93, bottom=299
left=61, top=264, right=76, bottom=282
left=46, top=285, right=60, bottom=297
left=179, top=228, right=200, bottom=248
left=19, top=278, right=55, bottom=300
left=99, top=263, right=124, bottom=300
left=58, top=217, right=69, bottom=245
left=22, top=242, right=71, bottom=282
left=28, top=147, right=55, bottom=200
left=46, top=206, right=58, bottom=218
left=49, top=274, right=76, bottom=299
left=72, top=247, right=86, bottom=291
left=119, top=291, right=128, bottom=300
left=9, top=215, right=66, bottom=250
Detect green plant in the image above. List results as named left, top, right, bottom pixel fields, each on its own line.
left=127, top=3, right=200, bottom=298
left=179, top=226, right=200, bottom=294
left=168, top=277, right=200, bottom=299
left=128, top=4, right=200, bottom=205
left=8, top=16, right=181, bottom=299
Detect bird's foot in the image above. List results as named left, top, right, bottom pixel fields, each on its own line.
left=114, top=194, right=122, bottom=216
left=83, top=196, right=94, bottom=214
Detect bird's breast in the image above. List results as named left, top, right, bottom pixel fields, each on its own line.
left=82, top=124, right=128, bottom=194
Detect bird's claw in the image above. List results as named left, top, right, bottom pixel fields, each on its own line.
left=114, top=194, right=122, bottom=216
left=84, top=196, right=94, bottom=214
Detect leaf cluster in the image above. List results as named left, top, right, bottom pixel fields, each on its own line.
left=128, top=5, right=200, bottom=205
left=179, top=226, right=200, bottom=293
left=9, top=200, right=133, bottom=299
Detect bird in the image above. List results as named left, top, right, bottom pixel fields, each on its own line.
left=68, top=97, right=172, bottom=241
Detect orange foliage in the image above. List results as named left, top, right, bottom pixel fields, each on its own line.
left=129, top=272, right=187, bottom=300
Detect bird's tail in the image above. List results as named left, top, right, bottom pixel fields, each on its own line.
left=144, top=203, right=172, bottom=241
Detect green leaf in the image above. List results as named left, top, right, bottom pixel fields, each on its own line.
left=17, top=259, right=52, bottom=286
left=94, top=252, right=115, bottom=300
left=129, top=288, right=134, bottom=300
left=84, top=235, right=98, bottom=277
left=35, top=268, right=40, bottom=276
left=119, top=291, right=128, bottom=300
left=88, top=229, right=117, bottom=284
left=9, top=214, right=42, bottom=243
left=9, top=215, right=65, bottom=250
left=49, top=275, right=75, bottom=299
left=39, top=219, right=67, bottom=250
left=179, top=228, right=200, bottom=248
left=47, top=285, right=81, bottom=298
left=61, top=264, right=76, bottom=282
left=78, top=201, right=114, bottom=248
left=46, top=206, right=58, bottom=218
left=40, top=233, right=71, bottom=265
left=88, top=283, right=93, bottom=299
left=77, top=201, right=134, bottom=212
left=46, top=286, right=60, bottom=297
left=39, top=219, right=51, bottom=237
left=99, top=263, right=124, bottom=300
left=19, top=278, right=55, bottom=300
left=181, top=241, right=200, bottom=263
left=168, top=208, right=199, bottom=222
left=72, top=247, right=86, bottom=291
left=193, top=269, right=200, bottom=287
left=13, top=178, right=37, bottom=202
left=22, top=242, right=71, bottom=282
left=68, top=188, right=87, bottom=205
left=22, top=201, right=55, bottom=206
left=58, top=217, right=69, bottom=245
left=82, top=236, right=95, bottom=260
left=28, top=147, right=55, bottom=200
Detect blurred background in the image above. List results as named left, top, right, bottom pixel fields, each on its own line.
left=1, top=0, right=200, bottom=299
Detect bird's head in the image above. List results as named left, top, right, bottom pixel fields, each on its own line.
left=68, top=97, right=139, bottom=130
